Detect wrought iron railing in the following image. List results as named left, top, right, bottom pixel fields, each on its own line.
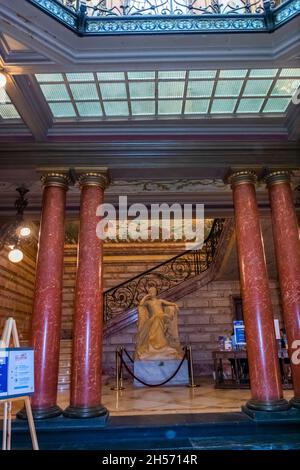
left=57, top=0, right=267, bottom=16
left=103, top=218, right=225, bottom=321
left=27, top=0, right=300, bottom=34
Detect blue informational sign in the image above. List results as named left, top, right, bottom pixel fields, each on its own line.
left=234, top=321, right=246, bottom=346
left=0, top=353, right=8, bottom=395
left=0, top=348, right=34, bottom=400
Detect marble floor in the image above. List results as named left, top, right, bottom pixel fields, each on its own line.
left=2, top=378, right=294, bottom=418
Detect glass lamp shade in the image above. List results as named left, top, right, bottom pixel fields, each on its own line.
left=19, top=226, right=31, bottom=237
left=8, top=248, right=23, bottom=263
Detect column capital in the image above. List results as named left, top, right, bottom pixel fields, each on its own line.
left=225, top=169, right=257, bottom=188
left=40, top=172, right=71, bottom=190
left=264, top=169, right=291, bottom=187
left=77, top=170, right=109, bottom=189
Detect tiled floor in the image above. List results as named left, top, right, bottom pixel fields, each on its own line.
left=2, top=378, right=294, bottom=418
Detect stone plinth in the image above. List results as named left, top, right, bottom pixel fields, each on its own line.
left=133, top=359, right=189, bottom=387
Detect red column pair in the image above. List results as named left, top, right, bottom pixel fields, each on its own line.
left=18, top=171, right=108, bottom=420
left=229, top=170, right=300, bottom=413
left=21, top=167, right=299, bottom=418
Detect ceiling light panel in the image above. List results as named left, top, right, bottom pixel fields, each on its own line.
left=0, top=104, right=20, bottom=119
left=211, top=98, right=237, bottom=114
left=76, top=101, right=103, bottom=117
left=49, top=102, right=76, bottom=117
left=129, top=82, right=155, bottom=99
left=33, top=68, right=300, bottom=121
left=69, top=83, right=98, bottom=100
left=186, top=81, right=214, bottom=98
left=40, top=84, right=70, bottom=101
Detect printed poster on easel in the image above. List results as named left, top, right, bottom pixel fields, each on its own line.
left=0, top=317, right=38, bottom=450
left=0, top=348, right=34, bottom=399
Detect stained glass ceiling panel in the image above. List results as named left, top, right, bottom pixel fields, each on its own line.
left=215, top=80, right=243, bottom=97
left=158, top=81, right=185, bottom=98
left=187, top=81, right=214, bottom=98
left=184, top=99, right=210, bottom=114
left=263, top=98, right=291, bottom=113
left=40, top=84, right=70, bottom=101
left=129, top=82, right=155, bottom=99
left=49, top=102, right=76, bottom=118
left=249, top=69, right=278, bottom=78
left=271, top=79, right=299, bottom=96
left=211, top=99, right=237, bottom=114
left=66, top=73, right=94, bottom=82
left=128, top=71, right=155, bottom=80
left=35, top=73, right=64, bottom=82
left=237, top=98, right=264, bottom=113
left=100, top=82, right=127, bottom=100
left=219, top=70, right=248, bottom=79
left=243, top=79, right=273, bottom=97
left=0, top=88, right=21, bottom=120
left=131, top=101, right=155, bottom=115
left=35, top=68, right=300, bottom=120
left=76, top=101, right=103, bottom=117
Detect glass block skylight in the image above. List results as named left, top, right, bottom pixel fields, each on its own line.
left=35, top=69, right=300, bottom=120
left=0, top=88, right=21, bottom=120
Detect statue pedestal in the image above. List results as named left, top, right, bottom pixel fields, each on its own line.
left=133, top=359, right=189, bottom=387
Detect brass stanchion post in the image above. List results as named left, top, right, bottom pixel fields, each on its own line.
left=111, top=347, right=120, bottom=391
left=119, top=347, right=125, bottom=390
left=111, top=346, right=125, bottom=391
left=186, top=345, right=199, bottom=388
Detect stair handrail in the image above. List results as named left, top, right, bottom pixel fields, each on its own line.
left=103, top=218, right=225, bottom=321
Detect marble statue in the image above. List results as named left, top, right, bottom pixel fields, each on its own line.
left=135, top=287, right=183, bottom=360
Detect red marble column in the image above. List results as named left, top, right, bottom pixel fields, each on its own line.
left=266, top=170, right=300, bottom=409
left=229, top=170, right=289, bottom=412
left=18, top=173, right=69, bottom=420
left=64, top=171, right=109, bottom=419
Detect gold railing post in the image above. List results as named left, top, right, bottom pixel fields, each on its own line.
left=111, top=347, right=120, bottom=391
left=186, top=345, right=199, bottom=388
left=111, top=346, right=125, bottom=391
left=119, top=347, right=125, bottom=390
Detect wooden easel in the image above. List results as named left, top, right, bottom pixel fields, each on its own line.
left=0, top=317, right=39, bottom=450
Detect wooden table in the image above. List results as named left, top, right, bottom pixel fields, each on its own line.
left=213, top=349, right=292, bottom=390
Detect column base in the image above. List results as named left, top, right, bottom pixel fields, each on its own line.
left=245, top=398, right=290, bottom=412
left=63, top=404, right=109, bottom=420
left=241, top=398, right=299, bottom=421
left=17, top=404, right=62, bottom=420
left=290, top=397, right=300, bottom=409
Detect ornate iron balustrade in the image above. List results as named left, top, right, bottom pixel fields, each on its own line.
left=56, top=0, right=266, bottom=16
left=26, top=0, right=300, bottom=34
left=103, top=218, right=225, bottom=321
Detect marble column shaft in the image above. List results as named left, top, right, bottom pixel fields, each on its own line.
left=64, top=172, right=108, bottom=419
left=30, top=173, right=68, bottom=418
left=230, top=171, right=288, bottom=411
left=266, top=171, right=300, bottom=407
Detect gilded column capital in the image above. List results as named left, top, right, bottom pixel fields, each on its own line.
left=225, top=169, right=258, bottom=188
left=77, top=170, right=109, bottom=189
left=265, top=169, right=291, bottom=187
left=40, top=172, right=71, bottom=190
